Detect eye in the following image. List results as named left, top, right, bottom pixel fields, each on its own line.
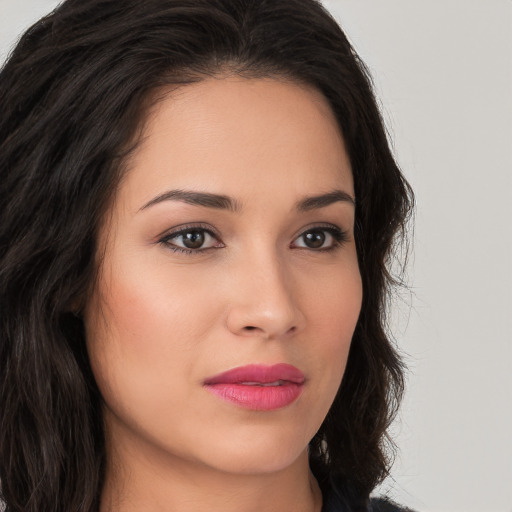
left=292, top=226, right=348, bottom=250
left=159, top=225, right=223, bottom=253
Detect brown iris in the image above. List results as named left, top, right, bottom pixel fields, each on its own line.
left=182, top=230, right=205, bottom=249
left=303, top=230, right=325, bottom=249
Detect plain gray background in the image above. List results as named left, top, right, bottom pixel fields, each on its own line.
left=1, top=1, right=511, bottom=511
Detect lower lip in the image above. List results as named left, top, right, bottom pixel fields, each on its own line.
left=204, top=382, right=303, bottom=411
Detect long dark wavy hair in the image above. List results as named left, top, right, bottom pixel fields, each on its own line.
left=0, top=1, right=414, bottom=511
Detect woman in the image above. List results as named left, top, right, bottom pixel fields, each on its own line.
left=0, top=1, right=414, bottom=511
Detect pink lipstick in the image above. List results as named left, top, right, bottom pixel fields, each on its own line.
left=203, top=363, right=305, bottom=411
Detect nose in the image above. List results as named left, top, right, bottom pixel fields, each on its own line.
left=225, top=251, right=305, bottom=340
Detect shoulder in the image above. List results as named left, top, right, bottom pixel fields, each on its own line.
left=370, top=497, right=417, bottom=512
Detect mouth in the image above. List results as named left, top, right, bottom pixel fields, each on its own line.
left=203, top=363, right=305, bottom=411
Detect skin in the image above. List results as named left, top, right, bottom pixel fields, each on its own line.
left=84, top=76, right=362, bottom=512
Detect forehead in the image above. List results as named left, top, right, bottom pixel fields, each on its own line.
left=119, top=76, right=353, bottom=211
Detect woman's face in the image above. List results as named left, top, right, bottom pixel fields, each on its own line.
left=84, top=77, right=362, bottom=476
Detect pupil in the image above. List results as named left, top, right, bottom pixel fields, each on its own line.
left=183, top=230, right=205, bottom=249
left=304, top=231, right=325, bottom=248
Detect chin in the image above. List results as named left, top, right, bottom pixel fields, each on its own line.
left=185, top=423, right=313, bottom=476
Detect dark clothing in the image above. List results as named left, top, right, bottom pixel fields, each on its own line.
left=322, top=485, right=415, bottom=512
left=311, top=457, right=415, bottom=512
left=369, top=498, right=416, bottom=512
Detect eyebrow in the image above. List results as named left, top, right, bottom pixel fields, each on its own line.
left=296, top=189, right=355, bottom=211
left=140, top=189, right=240, bottom=212
left=140, top=188, right=355, bottom=212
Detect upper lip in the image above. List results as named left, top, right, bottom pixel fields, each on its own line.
left=204, top=363, right=305, bottom=385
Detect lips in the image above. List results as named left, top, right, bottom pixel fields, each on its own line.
left=204, top=363, right=305, bottom=411
left=204, top=363, right=305, bottom=386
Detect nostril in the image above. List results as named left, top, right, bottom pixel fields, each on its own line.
left=241, top=325, right=297, bottom=335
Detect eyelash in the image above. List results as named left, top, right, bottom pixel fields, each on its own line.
left=158, top=223, right=349, bottom=255
left=292, top=225, right=349, bottom=252
left=158, top=223, right=222, bottom=254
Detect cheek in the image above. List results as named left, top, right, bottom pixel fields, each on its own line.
left=305, top=255, right=362, bottom=344
left=89, top=247, right=219, bottom=349
left=83, top=252, right=221, bottom=418
left=300, top=258, right=362, bottom=402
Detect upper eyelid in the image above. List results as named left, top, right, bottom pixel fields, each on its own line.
left=157, top=222, right=349, bottom=245
left=158, top=226, right=222, bottom=254
left=157, top=222, right=220, bottom=240
left=292, top=222, right=347, bottom=239
left=294, top=226, right=347, bottom=240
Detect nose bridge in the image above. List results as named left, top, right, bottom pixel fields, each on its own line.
left=226, top=243, right=302, bottom=339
